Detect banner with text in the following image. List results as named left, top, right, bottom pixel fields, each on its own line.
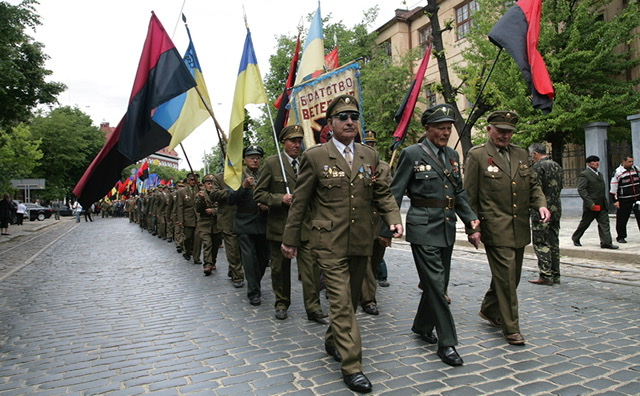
left=289, top=62, right=362, bottom=148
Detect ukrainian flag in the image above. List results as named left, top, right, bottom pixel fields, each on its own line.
left=152, top=26, right=211, bottom=151
left=294, top=4, right=325, bottom=84
left=224, top=27, right=267, bottom=190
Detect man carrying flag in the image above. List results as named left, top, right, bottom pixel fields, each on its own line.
left=74, top=12, right=196, bottom=208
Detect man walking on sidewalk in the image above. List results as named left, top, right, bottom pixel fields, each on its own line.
left=609, top=155, right=640, bottom=243
left=572, top=155, right=618, bottom=249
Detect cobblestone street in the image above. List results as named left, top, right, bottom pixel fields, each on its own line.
left=0, top=217, right=639, bottom=395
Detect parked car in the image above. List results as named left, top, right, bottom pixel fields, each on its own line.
left=58, top=204, right=73, bottom=217
left=24, top=203, right=53, bottom=221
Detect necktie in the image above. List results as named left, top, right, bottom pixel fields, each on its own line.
left=500, top=148, right=511, bottom=173
left=438, top=148, right=446, bottom=165
left=291, top=159, right=298, bottom=175
left=344, top=146, right=353, bottom=169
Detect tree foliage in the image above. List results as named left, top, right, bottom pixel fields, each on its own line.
left=29, top=106, right=104, bottom=200
left=458, top=0, right=640, bottom=157
left=0, top=0, right=65, bottom=129
left=0, top=123, right=42, bottom=192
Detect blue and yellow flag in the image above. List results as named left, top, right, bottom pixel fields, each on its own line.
left=152, top=26, right=212, bottom=150
left=224, top=27, right=267, bottom=190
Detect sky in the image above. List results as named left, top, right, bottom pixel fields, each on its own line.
left=20, top=0, right=423, bottom=170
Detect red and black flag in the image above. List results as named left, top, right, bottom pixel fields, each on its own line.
left=73, top=12, right=196, bottom=208
left=273, top=32, right=301, bottom=135
left=136, top=161, right=150, bottom=181
left=391, top=43, right=432, bottom=151
left=488, top=0, right=555, bottom=114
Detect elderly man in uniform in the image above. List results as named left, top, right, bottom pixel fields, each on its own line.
left=196, top=174, right=223, bottom=276
left=214, top=145, right=270, bottom=306
left=176, top=173, right=200, bottom=262
left=381, top=104, right=480, bottom=366
left=255, top=124, right=326, bottom=321
left=282, top=95, right=403, bottom=393
left=464, top=111, right=550, bottom=346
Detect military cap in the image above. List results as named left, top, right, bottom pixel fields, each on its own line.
left=586, top=155, right=600, bottom=163
left=160, top=184, right=169, bottom=189
left=487, top=110, right=519, bottom=131
left=326, top=94, right=359, bottom=118
left=280, top=125, right=304, bottom=142
left=176, top=181, right=185, bottom=188
left=243, top=145, right=265, bottom=157
left=421, top=104, right=456, bottom=125
left=187, top=172, right=200, bottom=180
left=363, top=130, right=377, bottom=143
left=203, top=174, right=215, bottom=183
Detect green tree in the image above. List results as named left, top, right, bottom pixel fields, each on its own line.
left=458, top=0, right=640, bottom=159
left=29, top=106, right=104, bottom=200
left=0, top=0, right=65, bottom=129
left=0, top=123, right=42, bottom=192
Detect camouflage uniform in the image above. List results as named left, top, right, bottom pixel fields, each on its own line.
left=530, top=156, right=563, bottom=282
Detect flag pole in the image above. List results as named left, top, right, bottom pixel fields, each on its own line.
left=454, top=48, right=502, bottom=150
left=180, top=143, right=195, bottom=174
left=182, top=14, right=228, bottom=159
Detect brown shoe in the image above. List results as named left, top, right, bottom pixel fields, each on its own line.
left=528, top=277, right=554, bottom=286
left=505, top=333, right=525, bottom=345
left=478, top=311, right=502, bottom=328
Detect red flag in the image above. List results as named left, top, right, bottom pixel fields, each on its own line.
left=391, top=44, right=432, bottom=151
left=73, top=12, right=195, bottom=208
left=273, top=33, right=301, bottom=134
left=325, top=47, right=339, bottom=70
left=488, top=0, right=554, bottom=113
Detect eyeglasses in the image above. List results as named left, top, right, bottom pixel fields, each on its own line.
left=334, top=112, right=360, bottom=122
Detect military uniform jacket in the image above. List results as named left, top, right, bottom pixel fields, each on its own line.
left=531, top=157, right=563, bottom=223
left=282, top=140, right=401, bottom=257
left=387, top=143, right=477, bottom=247
left=577, top=168, right=609, bottom=211
left=254, top=153, right=298, bottom=241
left=195, top=189, right=218, bottom=231
left=464, top=142, right=546, bottom=248
left=176, top=186, right=198, bottom=227
left=211, top=173, right=237, bottom=233
left=212, top=170, right=267, bottom=235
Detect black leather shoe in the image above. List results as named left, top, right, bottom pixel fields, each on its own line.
left=437, top=346, right=463, bottom=366
left=233, top=281, right=244, bottom=288
left=572, top=240, right=582, bottom=247
left=343, top=372, right=372, bottom=393
left=307, top=311, right=329, bottom=325
left=617, top=238, right=627, bottom=243
left=249, top=297, right=261, bottom=306
left=411, top=326, right=438, bottom=344
left=324, top=343, right=342, bottom=362
left=194, top=260, right=203, bottom=265
left=378, top=279, right=390, bottom=287
left=363, top=304, right=379, bottom=315
left=275, top=309, right=287, bottom=320
left=601, top=243, right=619, bottom=249
left=478, top=311, right=502, bottom=328
left=182, top=253, right=191, bottom=261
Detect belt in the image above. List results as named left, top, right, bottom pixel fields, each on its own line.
left=411, top=197, right=456, bottom=209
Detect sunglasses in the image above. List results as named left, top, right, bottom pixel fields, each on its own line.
left=334, top=112, right=360, bottom=122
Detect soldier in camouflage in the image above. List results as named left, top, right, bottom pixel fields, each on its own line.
left=528, top=143, right=563, bottom=285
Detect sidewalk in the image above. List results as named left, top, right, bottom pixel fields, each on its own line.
left=0, top=216, right=72, bottom=243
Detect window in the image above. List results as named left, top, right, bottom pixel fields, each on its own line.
left=380, top=40, right=392, bottom=57
left=425, top=84, right=437, bottom=108
left=456, top=0, right=479, bottom=40
left=418, top=25, right=433, bottom=55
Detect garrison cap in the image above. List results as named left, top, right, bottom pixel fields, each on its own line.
left=363, top=130, right=377, bottom=143
left=203, top=174, right=215, bottom=182
left=280, top=125, right=304, bottom=142
left=326, top=94, right=359, bottom=118
left=421, top=104, right=456, bottom=125
left=243, top=145, right=265, bottom=157
left=586, top=155, right=600, bottom=163
left=487, top=110, right=519, bottom=131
